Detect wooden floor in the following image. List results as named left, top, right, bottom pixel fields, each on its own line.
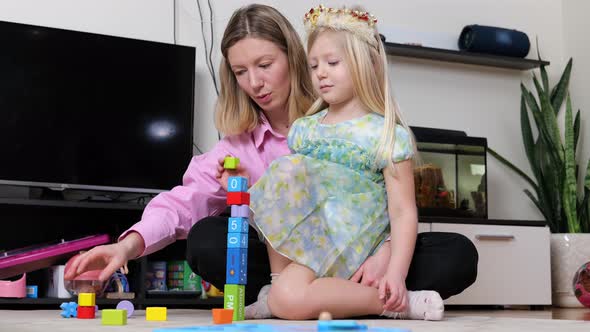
left=447, top=307, right=590, bottom=321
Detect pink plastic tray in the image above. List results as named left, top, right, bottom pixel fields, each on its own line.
left=0, top=234, right=110, bottom=279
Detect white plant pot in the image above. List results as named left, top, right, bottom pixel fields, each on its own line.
left=550, top=233, right=590, bottom=307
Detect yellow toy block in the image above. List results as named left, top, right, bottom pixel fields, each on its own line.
left=78, top=293, right=95, bottom=307
left=146, top=307, right=167, bottom=321
left=102, top=309, right=127, bottom=325
left=223, top=156, right=240, bottom=170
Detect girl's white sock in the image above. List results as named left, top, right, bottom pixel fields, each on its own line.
left=244, top=273, right=278, bottom=320
left=381, top=290, right=444, bottom=321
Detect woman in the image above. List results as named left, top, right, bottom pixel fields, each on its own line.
left=65, top=4, right=477, bottom=318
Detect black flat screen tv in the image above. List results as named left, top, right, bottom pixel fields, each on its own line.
left=0, top=20, right=195, bottom=193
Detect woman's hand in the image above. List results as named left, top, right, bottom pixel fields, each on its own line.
left=379, top=267, right=409, bottom=313
left=64, top=232, right=144, bottom=281
left=350, top=241, right=391, bottom=287
left=215, top=155, right=250, bottom=191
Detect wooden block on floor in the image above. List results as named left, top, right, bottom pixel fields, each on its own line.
left=146, top=307, right=167, bottom=321
left=212, top=308, right=234, bottom=324
left=102, top=309, right=127, bottom=325
left=78, top=293, right=95, bottom=307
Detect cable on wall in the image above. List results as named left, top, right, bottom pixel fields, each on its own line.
left=196, top=0, right=221, bottom=141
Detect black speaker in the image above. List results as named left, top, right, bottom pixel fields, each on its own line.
left=458, top=25, right=530, bottom=58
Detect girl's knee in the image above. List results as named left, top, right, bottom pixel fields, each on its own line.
left=267, top=284, right=312, bottom=319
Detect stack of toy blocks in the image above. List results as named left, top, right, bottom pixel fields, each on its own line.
left=77, top=293, right=96, bottom=319
left=223, top=156, right=248, bottom=321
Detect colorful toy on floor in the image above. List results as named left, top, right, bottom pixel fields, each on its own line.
left=223, top=156, right=249, bottom=322
left=78, top=292, right=95, bottom=306
left=146, top=306, right=167, bottom=321
left=212, top=308, right=234, bottom=324
left=75, top=292, right=96, bottom=319
left=573, top=261, right=590, bottom=308
left=153, top=322, right=411, bottom=332
left=116, top=300, right=135, bottom=317
left=59, top=301, right=78, bottom=318
left=77, top=305, right=96, bottom=319
left=102, top=309, right=127, bottom=325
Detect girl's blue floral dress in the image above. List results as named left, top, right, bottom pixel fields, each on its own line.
left=249, top=109, right=414, bottom=279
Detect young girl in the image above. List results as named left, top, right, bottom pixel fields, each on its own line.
left=220, top=5, right=444, bottom=320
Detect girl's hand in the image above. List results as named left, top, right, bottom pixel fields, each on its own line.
left=379, top=268, right=409, bottom=313
left=215, top=155, right=250, bottom=191
left=350, top=241, right=391, bottom=287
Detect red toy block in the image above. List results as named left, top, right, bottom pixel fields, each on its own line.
left=77, top=306, right=96, bottom=319
left=227, top=192, right=250, bottom=205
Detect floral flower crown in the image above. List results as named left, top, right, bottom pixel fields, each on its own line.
left=303, top=5, right=379, bottom=47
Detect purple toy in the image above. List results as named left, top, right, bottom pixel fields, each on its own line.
left=116, top=300, right=134, bottom=317
left=231, top=205, right=250, bottom=218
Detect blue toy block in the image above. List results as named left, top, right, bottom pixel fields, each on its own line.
left=228, top=176, right=248, bottom=192
left=26, top=285, right=38, bottom=298
left=227, top=232, right=248, bottom=249
left=60, top=301, right=78, bottom=318
left=231, top=205, right=249, bottom=218
left=226, top=248, right=248, bottom=285
left=228, top=217, right=249, bottom=233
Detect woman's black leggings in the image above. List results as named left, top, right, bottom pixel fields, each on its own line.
left=186, top=215, right=478, bottom=305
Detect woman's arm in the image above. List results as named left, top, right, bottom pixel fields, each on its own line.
left=120, top=140, right=233, bottom=257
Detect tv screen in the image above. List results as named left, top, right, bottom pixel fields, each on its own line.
left=0, top=21, right=195, bottom=193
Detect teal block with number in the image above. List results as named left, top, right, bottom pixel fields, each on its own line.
left=228, top=176, right=248, bottom=192
left=227, top=232, right=248, bottom=249
left=224, top=284, right=245, bottom=321
left=224, top=157, right=240, bottom=170
left=228, top=217, right=249, bottom=233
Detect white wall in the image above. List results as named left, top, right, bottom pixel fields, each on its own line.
left=563, top=0, right=590, bottom=194
left=0, top=0, right=581, bottom=221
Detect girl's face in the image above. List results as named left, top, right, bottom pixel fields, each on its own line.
left=227, top=37, right=291, bottom=115
left=307, top=31, right=355, bottom=107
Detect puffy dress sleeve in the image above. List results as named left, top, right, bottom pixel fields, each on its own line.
left=392, top=125, right=415, bottom=163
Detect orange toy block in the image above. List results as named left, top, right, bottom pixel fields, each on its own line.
left=212, top=308, right=234, bottom=324
left=226, top=192, right=250, bottom=205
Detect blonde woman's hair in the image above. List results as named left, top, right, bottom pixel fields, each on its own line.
left=215, top=4, right=315, bottom=135
left=306, top=24, right=416, bottom=170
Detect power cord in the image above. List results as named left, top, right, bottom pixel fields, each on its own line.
left=174, top=0, right=208, bottom=154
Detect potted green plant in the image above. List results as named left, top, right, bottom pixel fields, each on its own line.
left=488, top=57, right=590, bottom=307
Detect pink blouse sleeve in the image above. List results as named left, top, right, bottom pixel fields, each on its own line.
left=120, top=139, right=232, bottom=256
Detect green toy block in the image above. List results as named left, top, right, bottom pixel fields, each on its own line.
left=102, top=309, right=127, bottom=325
left=223, top=284, right=245, bottom=321
left=223, top=157, right=240, bottom=170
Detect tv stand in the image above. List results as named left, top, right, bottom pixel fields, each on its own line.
left=37, top=188, right=66, bottom=201
left=0, top=196, right=219, bottom=309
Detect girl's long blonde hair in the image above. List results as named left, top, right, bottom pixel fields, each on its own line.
left=306, top=26, right=416, bottom=170
left=215, top=4, right=315, bottom=136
